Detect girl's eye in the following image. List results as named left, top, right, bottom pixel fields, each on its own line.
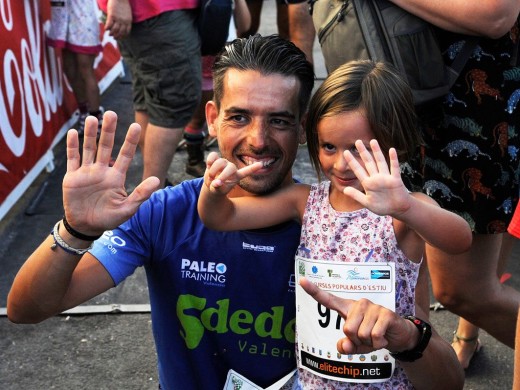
left=349, top=145, right=361, bottom=155
left=322, top=143, right=335, bottom=152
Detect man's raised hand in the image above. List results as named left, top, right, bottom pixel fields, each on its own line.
left=63, top=111, right=160, bottom=236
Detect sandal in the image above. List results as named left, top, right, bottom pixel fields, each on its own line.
left=452, top=332, right=482, bottom=369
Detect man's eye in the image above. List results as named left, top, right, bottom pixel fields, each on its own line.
left=230, top=115, right=247, bottom=123
left=271, top=118, right=291, bottom=127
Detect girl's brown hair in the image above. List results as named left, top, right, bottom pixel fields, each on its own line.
left=305, top=60, right=423, bottom=179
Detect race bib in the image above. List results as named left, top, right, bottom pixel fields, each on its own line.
left=295, top=256, right=396, bottom=383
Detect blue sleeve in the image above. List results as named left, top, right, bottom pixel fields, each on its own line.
left=89, top=193, right=159, bottom=285
left=89, top=179, right=203, bottom=285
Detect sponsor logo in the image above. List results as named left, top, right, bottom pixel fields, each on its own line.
left=345, top=268, right=368, bottom=280
left=181, top=259, right=227, bottom=285
left=370, top=270, right=390, bottom=279
left=242, top=242, right=275, bottom=252
left=100, top=230, right=126, bottom=254
left=177, top=295, right=295, bottom=349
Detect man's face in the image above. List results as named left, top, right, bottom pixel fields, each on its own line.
left=206, top=69, right=305, bottom=196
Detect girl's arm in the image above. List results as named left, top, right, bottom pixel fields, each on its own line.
left=198, top=152, right=309, bottom=231
left=395, top=192, right=472, bottom=255
left=343, top=140, right=472, bottom=255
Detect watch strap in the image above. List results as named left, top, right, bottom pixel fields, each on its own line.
left=389, top=315, right=432, bottom=362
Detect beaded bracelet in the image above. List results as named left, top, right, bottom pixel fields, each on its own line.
left=50, top=221, right=93, bottom=256
left=62, top=215, right=103, bottom=241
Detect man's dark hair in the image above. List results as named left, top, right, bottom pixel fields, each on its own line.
left=213, top=34, right=315, bottom=115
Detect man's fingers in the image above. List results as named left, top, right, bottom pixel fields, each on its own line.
left=96, top=112, right=117, bottom=165
left=299, top=277, right=350, bottom=318
left=66, top=129, right=80, bottom=172
left=128, top=176, right=161, bottom=206
left=81, top=116, right=99, bottom=165
left=112, top=122, right=141, bottom=174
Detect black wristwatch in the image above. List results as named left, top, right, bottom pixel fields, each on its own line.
left=389, top=315, right=432, bottom=362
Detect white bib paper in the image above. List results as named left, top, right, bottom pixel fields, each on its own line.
left=295, top=256, right=396, bottom=383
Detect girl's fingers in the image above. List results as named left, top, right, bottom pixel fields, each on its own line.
left=344, top=150, right=367, bottom=182
left=369, top=140, right=390, bottom=175
left=388, top=148, right=401, bottom=178
left=236, top=162, right=263, bottom=179
left=355, top=140, right=378, bottom=175
left=206, top=151, right=220, bottom=168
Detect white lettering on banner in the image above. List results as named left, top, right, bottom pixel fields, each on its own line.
left=0, top=0, right=64, bottom=159
left=1, top=0, right=13, bottom=31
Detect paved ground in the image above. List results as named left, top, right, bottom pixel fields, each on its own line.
left=1, top=3, right=518, bottom=389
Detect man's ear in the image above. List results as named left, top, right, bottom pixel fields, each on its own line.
left=206, top=100, right=218, bottom=137
left=299, top=114, right=307, bottom=145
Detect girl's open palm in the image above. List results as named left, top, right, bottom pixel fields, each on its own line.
left=343, top=140, right=412, bottom=217
left=62, top=111, right=160, bottom=236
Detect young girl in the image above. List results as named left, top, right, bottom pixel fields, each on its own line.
left=198, top=60, right=471, bottom=389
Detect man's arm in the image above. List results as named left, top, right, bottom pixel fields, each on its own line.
left=7, top=241, right=114, bottom=323
left=7, top=112, right=159, bottom=323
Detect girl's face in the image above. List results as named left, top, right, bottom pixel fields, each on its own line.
left=317, top=109, right=375, bottom=208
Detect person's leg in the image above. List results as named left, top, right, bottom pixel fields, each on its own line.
left=75, top=53, right=100, bottom=112
left=276, top=2, right=289, bottom=39
left=452, top=318, right=481, bottom=369
left=62, top=50, right=90, bottom=133
left=142, top=124, right=184, bottom=184
left=184, top=89, right=213, bottom=177
left=62, top=50, right=82, bottom=102
left=429, top=233, right=520, bottom=347
left=287, top=1, right=315, bottom=64
left=514, top=307, right=520, bottom=390
left=76, top=52, right=103, bottom=133
left=136, top=10, right=201, bottom=184
left=452, top=232, right=516, bottom=367
left=239, top=0, right=263, bottom=37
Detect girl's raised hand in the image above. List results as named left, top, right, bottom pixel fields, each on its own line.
left=203, top=152, right=263, bottom=194
left=343, top=139, right=411, bottom=216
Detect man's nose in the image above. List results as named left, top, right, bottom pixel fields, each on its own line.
left=247, top=122, right=269, bottom=149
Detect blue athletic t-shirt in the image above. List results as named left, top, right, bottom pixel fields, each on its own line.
left=90, top=178, right=301, bottom=389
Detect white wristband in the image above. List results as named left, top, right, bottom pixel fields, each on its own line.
left=50, top=221, right=93, bottom=256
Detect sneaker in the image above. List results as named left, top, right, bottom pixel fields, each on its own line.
left=185, top=160, right=206, bottom=178
left=205, top=135, right=217, bottom=149
left=77, top=111, right=88, bottom=137
left=92, top=106, right=104, bottom=138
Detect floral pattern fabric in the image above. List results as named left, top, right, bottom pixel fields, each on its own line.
left=296, top=182, right=421, bottom=389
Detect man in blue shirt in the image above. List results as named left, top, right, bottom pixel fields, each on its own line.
left=8, top=35, right=464, bottom=389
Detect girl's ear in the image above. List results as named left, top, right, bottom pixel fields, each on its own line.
left=205, top=100, right=219, bottom=137
left=299, top=114, right=307, bottom=145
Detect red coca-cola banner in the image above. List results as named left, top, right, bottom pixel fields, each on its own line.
left=0, top=0, right=122, bottom=221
